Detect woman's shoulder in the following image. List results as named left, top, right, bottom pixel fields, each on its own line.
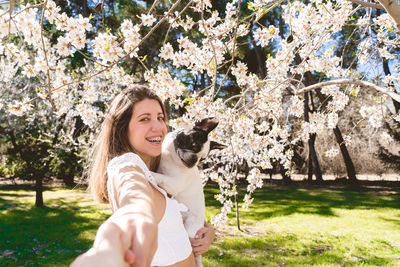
left=107, top=153, right=150, bottom=179
left=108, top=152, right=143, bottom=167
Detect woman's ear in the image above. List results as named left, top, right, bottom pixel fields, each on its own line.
left=209, top=141, right=227, bottom=151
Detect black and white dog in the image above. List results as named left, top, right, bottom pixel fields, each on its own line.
left=152, top=117, right=223, bottom=267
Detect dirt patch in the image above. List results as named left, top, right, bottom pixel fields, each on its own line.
left=215, top=224, right=266, bottom=238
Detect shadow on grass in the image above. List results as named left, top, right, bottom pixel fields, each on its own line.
left=0, top=191, right=108, bottom=266
left=204, top=184, right=400, bottom=221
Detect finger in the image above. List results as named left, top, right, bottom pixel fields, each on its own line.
left=189, top=237, right=206, bottom=246
left=132, top=219, right=157, bottom=266
left=124, top=249, right=135, bottom=264
left=192, top=246, right=207, bottom=256
left=195, top=227, right=208, bottom=238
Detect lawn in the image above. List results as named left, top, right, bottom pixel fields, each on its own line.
left=0, top=183, right=399, bottom=266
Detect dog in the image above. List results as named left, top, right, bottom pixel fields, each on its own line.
left=151, top=117, right=224, bottom=267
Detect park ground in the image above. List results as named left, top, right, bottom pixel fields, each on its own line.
left=0, top=174, right=400, bottom=266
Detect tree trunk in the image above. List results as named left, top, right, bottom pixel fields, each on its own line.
left=279, top=163, right=292, bottom=185
left=307, top=147, right=313, bottom=181
left=35, top=177, right=44, bottom=207
left=234, top=163, right=241, bottom=231
left=303, top=71, right=357, bottom=182
left=234, top=191, right=241, bottom=231
left=333, top=126, right=357, bottom=183
left=251, top=40, right=266, bottom=79
left=304, top=91, right=323, bottom=182
left=81, top=0, right=90, bottom=17
left=382, top=58, right=400, bottom=114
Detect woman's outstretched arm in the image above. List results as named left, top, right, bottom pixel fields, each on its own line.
left=71, top=163, right=158, bottom=267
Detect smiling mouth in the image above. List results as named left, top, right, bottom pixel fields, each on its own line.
left=146, top=137, right=162, bottom=144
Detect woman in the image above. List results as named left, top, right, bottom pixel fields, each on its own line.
left=72, top=85, right=215, bottom=267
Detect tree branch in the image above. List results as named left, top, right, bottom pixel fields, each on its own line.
left=376, top=0, right=400, bottom=31
left=295, top=79, right=400, bottom=103
left=348, top=0, right=384, bottom=9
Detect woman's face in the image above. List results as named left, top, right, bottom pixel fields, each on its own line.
left=128, top=98, right=167, bottom=166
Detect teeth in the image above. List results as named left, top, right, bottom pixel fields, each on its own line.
left=147, top=137, right=161, bottom=142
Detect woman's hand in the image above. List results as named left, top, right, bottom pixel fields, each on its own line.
left=71, top=206, right=157, bottom=267
left=70, top=219, right=134, bottom=267
left=189, top=222, right=215, bottom=256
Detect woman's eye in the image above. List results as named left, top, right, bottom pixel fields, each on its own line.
left=140, top=117, right=149, bottom=121
left=158, top=116, right=165, bottom=121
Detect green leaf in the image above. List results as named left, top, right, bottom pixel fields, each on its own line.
left=183, top=97, right=193, bottom=105
left=269, top=27, right=275, bottom=34
left=89, top=13, right=95, bottom=21
left=72, top=70, right=78, bottom=77
left=210, top=60, right=215, bottom=70
left=387, top=26, right=395, bottom=33
left=140, top=55, right=148, bottom=62
left=350, top=88, right=358, bottom=96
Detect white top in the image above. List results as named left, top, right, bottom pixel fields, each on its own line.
left=106, top=152, right=193, bottom=266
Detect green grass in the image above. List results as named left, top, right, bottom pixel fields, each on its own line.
left=1, top=184, right=400, bottom=266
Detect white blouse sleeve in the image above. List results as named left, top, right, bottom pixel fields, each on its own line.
left=106, top=152, right=166, bottom=212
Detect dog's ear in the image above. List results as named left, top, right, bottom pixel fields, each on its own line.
left=168, top=125, right=175, bottom=132
left=210, top=140, right=226, bottom=151
left=194, top=117, right=219, bottom=133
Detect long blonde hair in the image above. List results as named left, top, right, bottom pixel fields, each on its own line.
left=88, top=84, right=168, bottom=203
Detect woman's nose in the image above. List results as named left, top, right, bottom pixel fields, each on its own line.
left=151, top=119, right=164, bottom=131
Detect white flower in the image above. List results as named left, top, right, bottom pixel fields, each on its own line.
left=327, top=113, right=338, bottom=129
left=394, top=113, right=400, bottom=123
left=343, top=135, right=352, bottom=146
left=141, top=14, right=156, bottom=27
left=160, top=43, right=174, bottom=60
left=22, top=64, right=36, bottom=78
left=8, top=99, right=32, bottom=116
left=76, top=102, right=97, bottom=126
left=56, top=36, right=72, bottom=57
left=324, top=147, right=339, bottom=158
left=380, top=132, right=393, bottom=145
left=253, top=25, right=279, bottom=47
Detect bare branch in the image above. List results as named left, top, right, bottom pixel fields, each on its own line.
left=376, top=0, right=400, bottom=31
left=212, top=0, right=243, bottom=101
left=39, top=0, right=57, bottom=111
left=200, top=6, right=218, bottom=100
left=296, top=79, right=400, bottom=103
left=348, top=0, right=384, bottom=9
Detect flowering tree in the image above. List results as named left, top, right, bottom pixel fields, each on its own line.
left=1, top=0, right=399, bottom=223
